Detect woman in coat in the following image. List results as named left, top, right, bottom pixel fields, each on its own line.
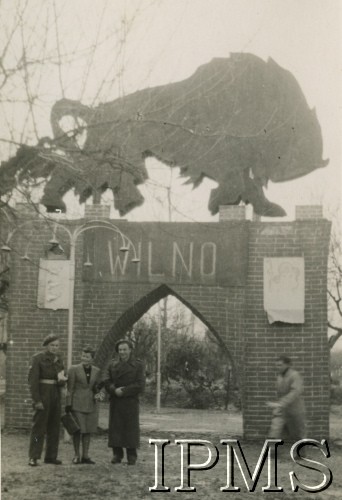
left=103, top=339, right=145, bottom=465
left=66, top=346, right=102, bottom=464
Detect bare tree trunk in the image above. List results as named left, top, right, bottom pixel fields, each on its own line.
left=328, top=328, right=342, bottom=349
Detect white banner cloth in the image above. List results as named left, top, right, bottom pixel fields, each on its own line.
left=264, top=257, right=304, bottom=324
left=37, top=259, right=70, bottom=310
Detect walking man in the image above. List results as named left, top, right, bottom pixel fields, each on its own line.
left=267, top=355, right=306, bottom=446
left=103, top=339, right=145, bottom=465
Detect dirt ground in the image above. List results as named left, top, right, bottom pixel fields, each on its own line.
left=1, top=406, right=342, bottom=499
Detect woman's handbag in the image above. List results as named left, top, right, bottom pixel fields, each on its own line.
left=61, top=412, right=80, bottom=435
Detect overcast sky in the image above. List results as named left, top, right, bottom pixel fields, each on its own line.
left=1, top=0, right=341, bottom=221
left=67, top=0, right=341, bottom=221
left=70, top=0, right=341, bottom=221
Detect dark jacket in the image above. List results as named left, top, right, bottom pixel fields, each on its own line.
left=28, top=351, right=65, bottom=404
left=103, top=356, right=145, bottom=448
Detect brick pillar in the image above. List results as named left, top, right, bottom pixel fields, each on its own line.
left=219, top=205, right=246, bottom=221
left=243, top=218, right=331, bottom=440
left=252, top=212, right=261, bottom=222
left=84, top=204, right=110, bottom=219
left=295, top=205, right=323, bottom=220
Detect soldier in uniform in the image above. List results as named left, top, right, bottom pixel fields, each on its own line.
left=103, top=339, right=145, bottom=465
left=28, top=334, right=67, bottom=466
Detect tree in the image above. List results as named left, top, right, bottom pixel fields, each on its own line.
left=0, top=0, right=157, bottom=215
left=0, top=0, right=161, bottom=352
left=327, top=210, right=342, bottom=350
left=125, top=302, right=232, bottom=410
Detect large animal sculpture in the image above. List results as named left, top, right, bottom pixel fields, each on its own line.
left=0, top=53, right=328, bottom=216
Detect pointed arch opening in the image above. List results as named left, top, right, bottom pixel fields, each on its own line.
left=95, top=284, right=234, bottom=369
left=95, top=285, right=243, bottom=434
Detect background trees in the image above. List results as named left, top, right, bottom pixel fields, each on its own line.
left=328, top=210, right=342, bottom=350
left=0, top=1, right=157, bottom=214
left=125, top=299, right=237, bottom=410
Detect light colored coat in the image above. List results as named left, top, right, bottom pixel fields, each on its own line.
left=269, top=367, right=306, bottom=440
left=66, top=363, right=101, bottom=413
left=276, top=367, right=305, bottom=415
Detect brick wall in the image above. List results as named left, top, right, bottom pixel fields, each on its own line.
left=243, top=219, right=331, bottom=439
left=4, top=207, right=331, bottom=440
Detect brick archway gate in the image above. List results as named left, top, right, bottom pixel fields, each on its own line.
left=94, top=284, right=236, bottom=371
left=4, top=204, right=331, bottom=440
left=94, top=284, right=239, bottom=419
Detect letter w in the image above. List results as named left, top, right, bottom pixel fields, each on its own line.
left=108, top=241, right=128, bottom=275
left=220, top=439, right=283, bottom=492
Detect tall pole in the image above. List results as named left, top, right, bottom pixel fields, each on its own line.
left=156, top=301, right=162, bottom=412
left=64, top=235, right=76, bottom=441
left=67, top=238, right=76, bottom=369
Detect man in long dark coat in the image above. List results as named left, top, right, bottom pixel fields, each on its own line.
left=103, top=339, right=145, bottom=465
